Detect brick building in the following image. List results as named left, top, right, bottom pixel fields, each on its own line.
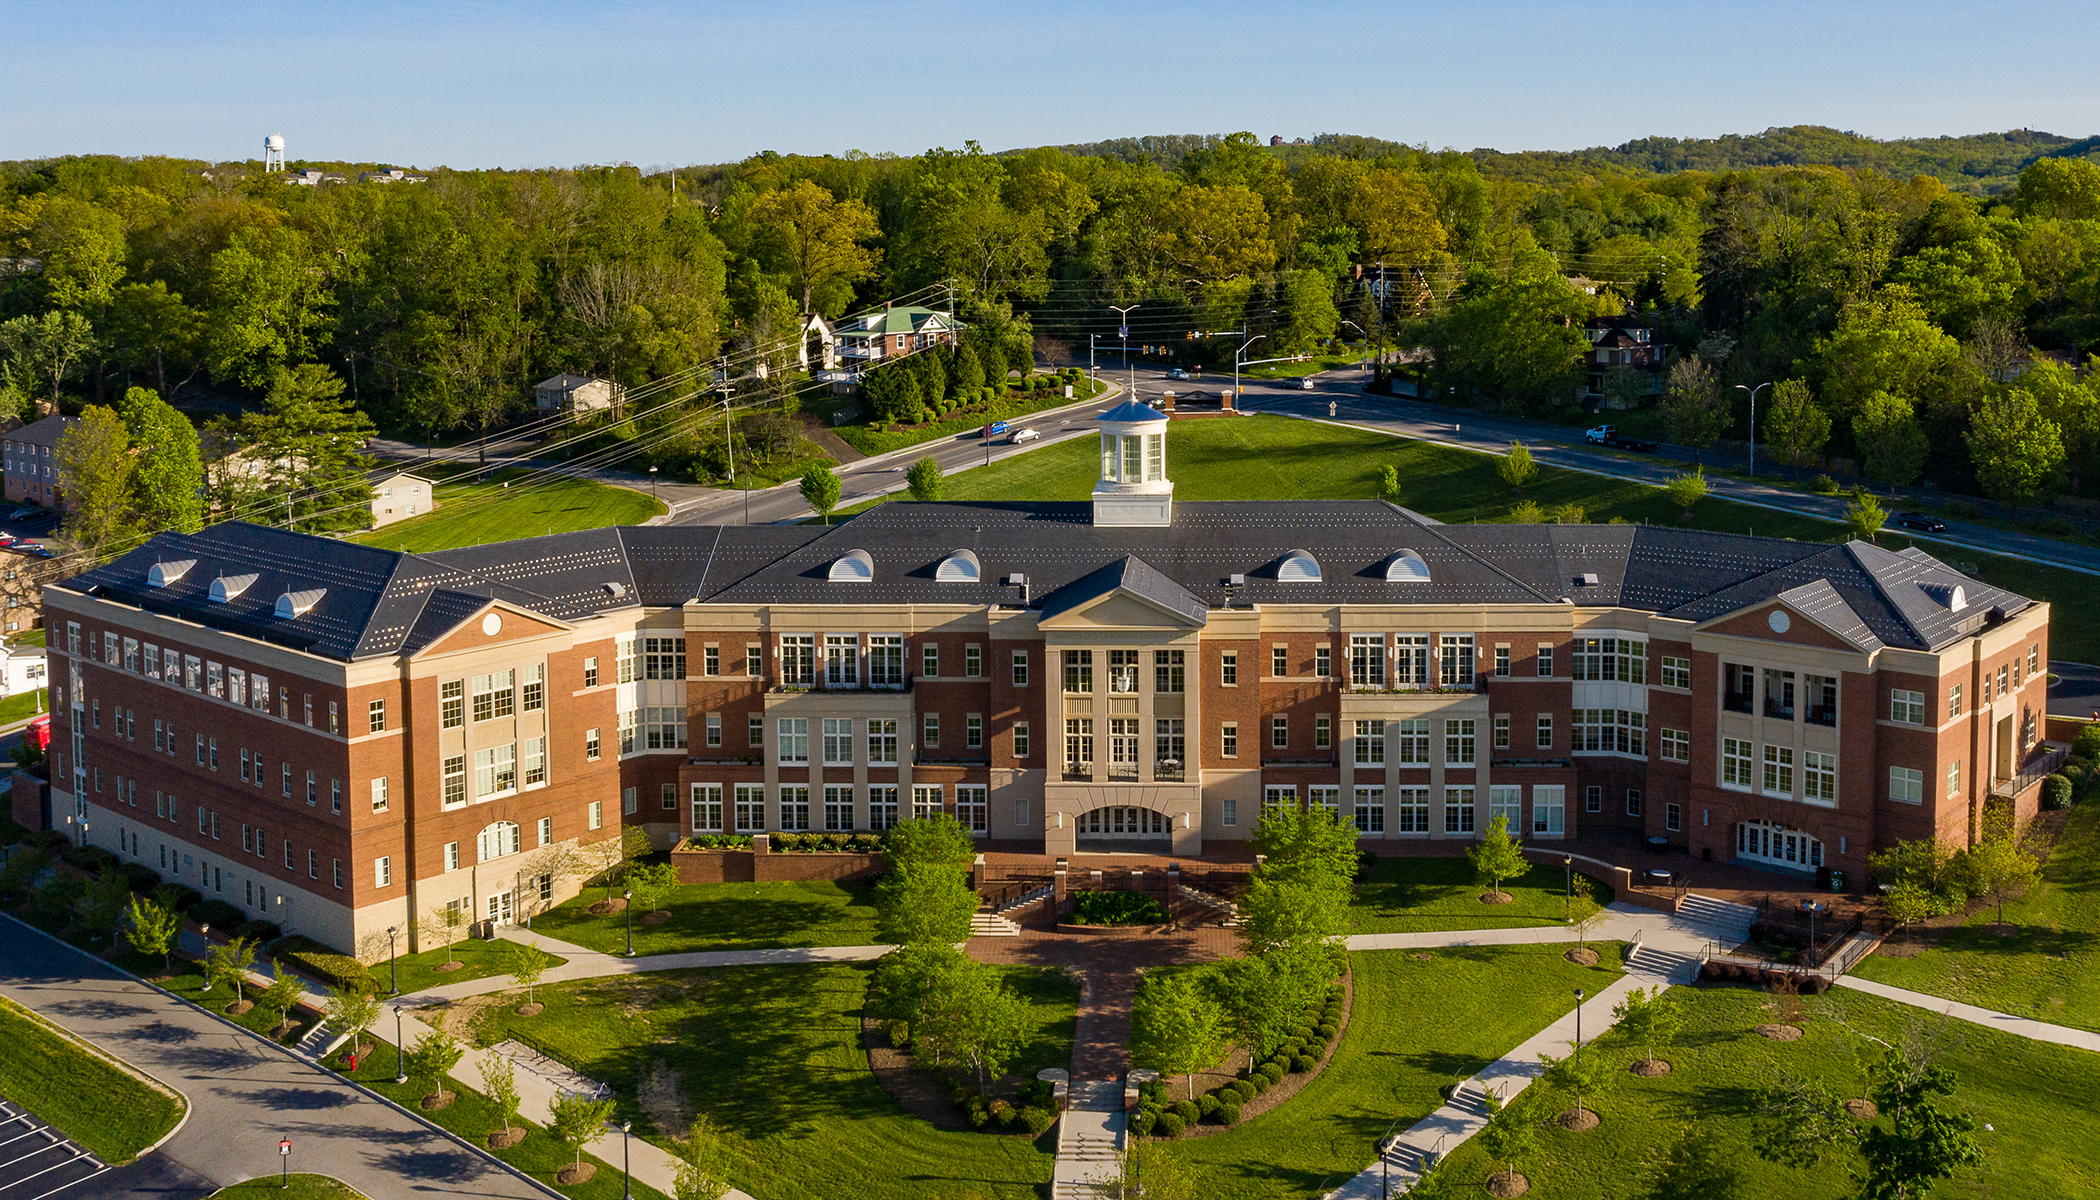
left=3, top=414, right=78, bottom=509
left=40, top=404, right=2055, bottom=958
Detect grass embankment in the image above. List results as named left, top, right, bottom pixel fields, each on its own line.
left=376, top=935, right=571, bottom=998
left=829, top=378, right=1108, bottom=457
left=1432, top=983, right=2100, bottom=1199
left=1166, top=945, right=1625, bottom=1194
left=463, top=962, right=1067, bottom=1200
left=352, top=467, right=663, bottom=554
left=1351, top=855, right=1614, bottom=933
left=0, top=688, right=47, bottom=725
left=1851, top=801, right=2100, bottom=1031
left=121, top=954, right=324, bottom=1044
left=529, top=879, right=880, bottom=957
left=834, top=414, right=2100, bottom=662
left=208, top=1175, right=367, bottom=1200
left=0, top=994, right=184, bottom=1163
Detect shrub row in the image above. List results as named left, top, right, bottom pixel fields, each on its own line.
left=1700, top=961, right=1828, bottom=992
left=271, top=935, right=375, bottom=992
left=947, top=1077, right=1056, bottom=1136
left=766, top=832, right=885, bottom=854
left=681, top=834, right=755, bottom=850
left=1065, top=889, right=1166, bottom=926
left=1135, top=983, right=1345, bottom=1137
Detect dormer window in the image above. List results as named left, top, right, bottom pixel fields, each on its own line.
left=209, top=573, right=258, bottom=603
left=274, top=588, right=326, bottom=619
left=828, top=549, right=874, bottom=583
left=147, top=559, right=196, bottom=588
left=936, top=548, right=980, bottom=584
left=1384, top=550, right=1431, bottom=583
left=1278, top=549, right=1321, bottom=583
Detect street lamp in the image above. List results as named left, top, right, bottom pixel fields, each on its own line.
left=647, top=465, right=659, bottom=503
left=1734, top=382, right=1772, bottom=477
left=1109, top=305, right=1138, bottom=399
left=620, top=1119, right=633, bottom=1200
left=387, top=926, right=399, bottom=995
left=623, top=889, right=635, bottom=957
left=1234, top=334, right=1266, bottom=409
left=1340, top=320, right=1368, bottom=369
left=1573, top=988, right=1585, bottom=1055
left=1564, top=855, right=1574, bottom=922
left=1801, top=899, right=1826, bottom=958
left=393, top=1007, right=407, bottom=1084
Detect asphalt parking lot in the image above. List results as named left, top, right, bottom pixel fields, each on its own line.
left=0, top=1100, right=108, bottom=1200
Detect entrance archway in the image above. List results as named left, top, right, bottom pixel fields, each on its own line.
left=1075, top=805, right=1169, bottom=853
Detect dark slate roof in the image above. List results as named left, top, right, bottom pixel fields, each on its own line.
left=5, top=414, right=78, bottom=449
left=53, top=504, right=2035, bottom=661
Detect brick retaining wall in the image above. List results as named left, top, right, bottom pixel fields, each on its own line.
left=670, top=839, right=888, bottom=885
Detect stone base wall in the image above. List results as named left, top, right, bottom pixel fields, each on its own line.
left=671, top=846, right=888, bottom=885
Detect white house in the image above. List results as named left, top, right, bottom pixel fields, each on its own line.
left=370, top=472, right=438, bottom=528
left=534, top=374, right=623, bottom=414
left=0, top=642, right=45, bottom=700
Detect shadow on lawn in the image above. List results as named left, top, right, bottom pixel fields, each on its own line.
left=542, top=884, right=876, bottom=951
left=1923, top=926, right=2098, bottom=960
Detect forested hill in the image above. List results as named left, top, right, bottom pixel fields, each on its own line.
left=1042, top=126, right=2100, bottom=194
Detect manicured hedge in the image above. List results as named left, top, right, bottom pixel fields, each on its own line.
left=272, top=936, right=375, bottom=992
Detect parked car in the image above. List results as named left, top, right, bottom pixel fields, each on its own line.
left=1583, top=424, right=1659, bottom=452
left=0, top=537, right=16, bottom=549
left=1010, top=427, right=1040, bottom=444
left=7, top=507, right=35, bottom=521
left=1165, top=368, right=1189, bottom=381
left=1894, top=511, right=1947, bottom=533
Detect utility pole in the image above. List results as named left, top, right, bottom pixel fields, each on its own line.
left=1109, top=305, right=1138, bottom=399
left=1089, top=334, right=1096, bottom=388
left=1374, top=260, right=1386, bottom=391
left=1234, top=333, right=1265, bottom=406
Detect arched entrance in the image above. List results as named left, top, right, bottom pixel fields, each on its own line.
left=1075, top=805, right=1170, bottom=853
left=1735, top=819, right=1823, bottom=872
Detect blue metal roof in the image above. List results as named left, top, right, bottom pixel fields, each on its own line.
left=1097, top=400, right=1166, bottom=424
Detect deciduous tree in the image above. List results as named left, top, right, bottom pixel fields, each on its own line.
left=1661, top=469, right=1707, bottom=519
left=748, top=179, right=882, bottom=316
left=1611, top=986, right=1686, bottom=1071
left=906, top=456, right=943, bottom=501
left=1468, top=814, right=1530, bottom=900
left=481, top=1054, right=523, bottom=1141
left=1763, top=379, right=1831, bottom=468
left=875, top=860, right=978, bottom=945
left=1965, top=387, right=2064, bottom=517
left=1847, top=492, right=1888, bottom=542
left=55, top=405, right=136, bottom=558
left=205, top=936, right=257, bottom=1004
left=123, top=894, right=180, bottom=968
left=1658, top=356, right=1730, bottom=463
left=1130, top=972, right=1229, bottom=1099
left=405, top=1030, right=464, bottom=1105
left=799, top=462, right=841, bottom=524
left=1853, top=391, right=1930, bottom=487
left=1498, top=442, right=1537, bottom=494
left=1966, top=833, right=2040, bottom=928
left=549, top=1092, right=616, bottom=1171
left=0, top=311, right=96, bottom=411
left=119, top=386, right=204, bottom=533
left=673, top=1115, right=737, bottom=1200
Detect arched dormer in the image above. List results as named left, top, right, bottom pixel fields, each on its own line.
left=209, top=573, right=258, bottom=603
left=274, top=588, right=326, bottom=619
left=1384, top=550, right=1431, bottom=583
left=828, top=548, right=875, bottom=583
left=1278, top=549, right=1322, bottom=583
left=936, top=548, right=980, bottom=583
left=147, top=559, right=195, bottom=588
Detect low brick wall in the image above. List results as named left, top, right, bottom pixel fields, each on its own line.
left=9, top=769, right=48, bottom=832
left=670, top=845, right=888, bottom=885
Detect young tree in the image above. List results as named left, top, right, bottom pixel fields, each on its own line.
left=1537, top=1044, right=1618, bottom=1125
left=1237, top=875, right=1350, bottom=957
left=1550, top=501, right=1586, bottom=524
left=626, top=861, right=678, bottom=916
left=1763, top=379, right=1831, bottom=468
left=1112, top=1135, right=1206, bottom=1200
left=1855, top=1045, right=1983, bottom=1200
left=1852, top=391, right=1930, bottom=487
left=915, top=960, right=1034, bottom=1092
left=1661, top=469, right=1707, bottom=519
left=875, top=860, right=978, bottom=945
left=1566, top=891, right=1609, bottom=953
left=423, top=905, right=465, bottom=967
left=1966, top=387, right=2066, bottom=519
left=1209, top=944, right=1331, bottom=1060
left=259, top=969, right=307, bottom=1033
left=118, top=386, right=205, bottom=534
left=1658, top=356, right=1730, bottom=463
left=549, top=1093, right=616, bottom=1173
left=324, top=986, right=384, bottom=1059
left=1476, top=1087, right=1539, bottom=1192
left=54, top=405, right=137, bottom=558
left=503, top=939, right=554, bottom=1005
left=1129, top=972, right=1230, bottom=1099
left=906, top=456, right=943, bottom=501
left=1752, top=1063, right=1856, bottom=1169
left=405, top=1030, right=465, bottom=1106
left=1250, top=803, right=1360, bottom=895
left=1468, top=815, right=1530, bottom=901
left=205, top=936, right=258, bottom=1005
left=123, top=894, right=181, bottom=968
left=674, top=1115, right=737, bottom=1200
left=71, top=868, right=132, bottom=940
left=480, top=1054, right=523, bottom=1141
left=799, top=462, right=842, bottom=524
left=1510, top=500, right=1544, bottom=523
left=1847, top=493, right=1888, bottom=543
left=1498, top=441, right=1537, bottom=494
left=868, top=943, right=970, bottom=1043
left=1967, top=834, right=2040, bottom=928
left=882, top=812, right=978, bottom=867
left=1882, top=881, right=1942, bottom=944
left=1611, top=987, right=1686, bottom=1072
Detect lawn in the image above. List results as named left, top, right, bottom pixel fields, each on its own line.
left=208, top=1175, right=366, bottom=1200
left=1166, top=944, right=1627, bottom=1197
left=351, top=469, right=663, bottom=553
left=0, top=994, right=185, bottom=1163
left=334, top=1043, right=668, bottom=1200
left=140, top=955, right=324, bottom=1044
left=374, top=934, right=571, bottom=998
left=0, top=689, right=48, bottom=725
left=528, top=879, right=880, bottom=957
left=829, top=377, right=1108, bottom=457
left=462, top=962, right=1067, bottom=1200
left=831, top=414, right=2100, bottom=663
left=1850, top=802, right=2100, bottom=1031
left=1350, top=855, right=1613, bottom=934
left=1430, top=983, right=2100, bottom=1199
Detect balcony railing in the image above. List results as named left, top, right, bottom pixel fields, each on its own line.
left=1723, top=692, right=1753, bottom=714
left=768, top=673, right=914, bottom=696
left=1806, top=705, right=1837, bottom=727
left=1991, top=741, right=2069, bottom=799
left=1063, top=762, right=1093, bottom=782
left=1154, top=761, right=1185, bottom=782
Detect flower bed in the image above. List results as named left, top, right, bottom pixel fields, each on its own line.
left=1064, top=889, right=1166, bottom=927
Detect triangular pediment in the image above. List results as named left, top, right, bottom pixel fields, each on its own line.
left=1038, top=588, right=1206, bottom=630
left=412, top=598, right=574, bottom=658
left=1694, top=596, right=1868, bottom=653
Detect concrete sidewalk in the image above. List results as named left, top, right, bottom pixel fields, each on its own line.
left=1835, top=976, right=2100, bottom=1054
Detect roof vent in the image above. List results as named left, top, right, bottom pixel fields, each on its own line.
left=829, top=549, right=875, bottom=583
left=274, top=588, right=326, bottom=619
left=1576, top=572, right=1600, bottom=587
left=603, top=581, right=629, bottom=600
left=936, top=548, right=980, bottom=583
left=1384, top=550, right=1431, bottom=583
left=1278, top=549, right=1321, bottom=583
left=147, top=559, right=196, bottom=588
left=208, top=573, right=258, bottom=603
left=1923, top=582, right=1966, bottom=611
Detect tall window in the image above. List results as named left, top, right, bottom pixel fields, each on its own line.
left=1395, top=786, right=1431, bottom=833
left=964, top=646, right=981, bottom=678
left=1314, top=714, right=1331, bottom=749
left=1395, top=635, right=1430, bottom=687
left=1154, top=719, right=1184, bottom=774
left=1659, top=655, right=1691, bottom=688
left=1444, top=786, right=1476, bottom=833
left=868, top=635, right=903, bottom=686
left=1221, top=722, right=1238, bottom=758
left=824, top=785, right=853, bottom=832
left=1273, top=646, right=1289, bottom=677
left=521, top=664, right=545, bottom=712
left=1315, top=646, right=1331, bottom=677
left=778, top=786, right=810, bottom=831
left=1108, top=719, right=1139, bottom=779
left=777, top=718, right=809, bottom=764
left=868, top=786, right=899, bottom=830
left=1492, top=715, right=1510, bottom=750
left=1536, top=643, right=1554, bottom=677
left=823, top=719, right=854, bottom=765
left=523, top=736, right=547, bottom=786
left=1395, top=718, right=1429, bottom=764
left=1443, top=718, right=1476, bottom=766
left=1012, top=651, right=1030, bottom=688
left=734, top=785, right=764, bottom=832
left=1154, top=650, right=1184, bottom=693
left=1536, top=714, right=1553, bottom=749
left=1066, top=719, right=1094, bottom=773
left=1721, top=738, right=1753, bottom=788
left=1107, top=650, right=1139, bottom=694
left=1532, top=785, right=1565, bottom=835
left=1660, top=727, right=1689, bottom=762
left=1438, top=635, right=1475, bottom=687
left=442, top=755, right=466, bottom=806
left=955, top=785, right=988, bottom=833
left=691, top=784, right=723, bottom=832
left=471, top=670, right=514, bottom=722
left=1354, top=719, right=1385, bottom=765
left=1220, top=653, right=1237, bottom=686
left=867, top=719, right=898, bottom=765
left=1803, top=751, right=1837, bottom=805
left=923, top=644, right=940, bottom=677
left=617, top=638, right=640, bottom=683
left=474, top=743, right=518, bottom=797
left=826, top=635, right=859, bottom=687
left=781, top=635, right=815, bottom=686
left=1488, top=785, right=1522, bottom=832
left=1358, top=785, right=1393, bottom=834
left=912, top=785, right=943, bottom=822
left=367, top=699, right=387, bottom=733
left=1064, top=650, right=1093, bottom=694
left=1763, top=669, right=1796, bottom=720
left=1349, top=634, right=1385, bottom=687
left=645, top=707, right=687, bottom=750
left=440, top=680, right=464, bottom=728
left=1271, top=715, right=1289, bottom=749
left=1762, top=744, right=1795, bottom=797
left=1014, top=721, right=1031, bottom=759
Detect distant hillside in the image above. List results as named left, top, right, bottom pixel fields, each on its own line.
left=1037, top=126, right=2100, bottom=194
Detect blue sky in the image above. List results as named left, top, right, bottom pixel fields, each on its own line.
left=7, top=0, right=2095, bottom=168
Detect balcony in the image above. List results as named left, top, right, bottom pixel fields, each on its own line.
left=769, top=674, right=914, bottom=696
left=1806, top=704, right=1837, bottom=728
left=1723, top=691, right=1753, bottom=715
left=1154, top=761, right=1185, bottom=782
left=1991, top=741, right=2069, bottom=799
left=1064, top=762, right=1093, bottom=782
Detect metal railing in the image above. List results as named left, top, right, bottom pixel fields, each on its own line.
left=1991, top=741, right=2069, bottom=799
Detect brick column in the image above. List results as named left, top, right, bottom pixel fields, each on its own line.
left=1053, top=857, right=1068, bottom=905
left=752, top=832, right=770, bottom=857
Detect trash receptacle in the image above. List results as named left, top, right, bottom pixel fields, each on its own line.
left=1828, top=869, right=1846, bottom=894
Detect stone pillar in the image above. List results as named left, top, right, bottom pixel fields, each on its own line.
left=1053, top=857, right=1069, bottom=905
left=971, top=853, right=987, bottom=897
left=1166, top=862, right=1181, bottom=909
left=752, top=832, right=770, bottom=857
left=1161, top=390, right=1176, bottom=413
left=1222, top=387, right=1236, bottom=412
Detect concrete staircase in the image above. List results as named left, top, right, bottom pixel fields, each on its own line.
left=1178, top=883, right=1241, bottom=926
left=1051, top=1081, right=1125, bottom=1200
left=995, top=885, right=1053, bottom=918
left=969, top=908, right=1023, bottom=938
left=1675, top=894, right=1760, bottom=945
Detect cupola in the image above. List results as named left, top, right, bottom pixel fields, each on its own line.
left=1091, top=400, right=1172, bottom=527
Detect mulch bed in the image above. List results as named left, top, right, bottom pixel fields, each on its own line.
left=1555, top=1108, right=1600, bottom=1131
left=1755, top=1023, right=1805, bottom=1041
left=1166, top=962, right=1354, bottom=1139
left=588, top=898, right=628, bottom=916
left=224, top=1000, right=254, bottom=1016
left=1563, top=947, right=1599, bottom=967
left=641, top=911, right=672, bottom=926
left=1845, top=1098, right=1879, bottom=1120
left=1486, top=1170, right=1530, bottom=1198
left=420, top=1091, right=455, bottom=1111
left=1630, top=1058, right=1671, bottom=1077
left=488, top=1128, right=526, bottom=1150
left=434, top=961, right=465, bottom=973
left=556, top=1163, right=597, bottom=1185
left=1480, top=892, right=1516, bottom=906
left=860, top=1019, right=1036, bottom=1134
left=515, top=1002, right=544, bottom=1016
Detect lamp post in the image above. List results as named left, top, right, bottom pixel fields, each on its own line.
left=393, top=1007, right=407, bottom=1084
left=387, top=925, right=399, bottom=995
left=620, top=1119, right=633, bottom=1200
left=1341, top=319, right=1367, bottom=369
left=623, top=889, right=635, bottom=957
left=1734, top=382, right=1772, bottom=478
left=647, top=465, right=658, bottom=503
left=1573, top=988, right=1585, bottom=1056
left=1564, top=855, right=1574, bottom=922
left=1109, top=305, right=1138, bottom=399
left=1234, top=334, right=1266, bottom=409
left=1801, top=899, right=1826, bottom=959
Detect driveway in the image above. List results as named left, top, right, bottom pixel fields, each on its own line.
left=0, top=920, right=549, bottom=1200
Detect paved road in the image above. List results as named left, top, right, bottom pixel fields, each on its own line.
left=2047, top=662, right=2100, bottom=719
left=0, top=919, right=549, bottom=1200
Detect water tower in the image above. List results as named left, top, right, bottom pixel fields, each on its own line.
left=263, top=133, right=286, bottom=172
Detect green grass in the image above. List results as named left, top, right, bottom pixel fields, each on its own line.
left=1431, top=983, right=2100, bottom=1200
left=6, top=628, right=45, bottom=647
left=528, top=879, right=880, bottom=957
left=1241, top=351, right=1369, bottom=379
left=1166, top=945, right=1626, bottom=1196
left=0, top=689, right=48, bottom=725
left=375, top=935, right=570, bottom=998
left=1851, top=802, right=2100, bottom=1031
left=0, top=994, right=185, bottom=1163
left=832, top=414, right=2100, bottom=662
left=351, top=468, right=663, bottom=553
left=1350, top=856, right=1614, bottom=934
left=462, top=963, right=1066, bottom=1200
left=334, top=1043, right=668, bottom=1200
left=208, top=1175, right=366, bottom=1200
left=829, top=378, right=1106, bottom=457
left=143, top=956, right=324, bottom=1044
